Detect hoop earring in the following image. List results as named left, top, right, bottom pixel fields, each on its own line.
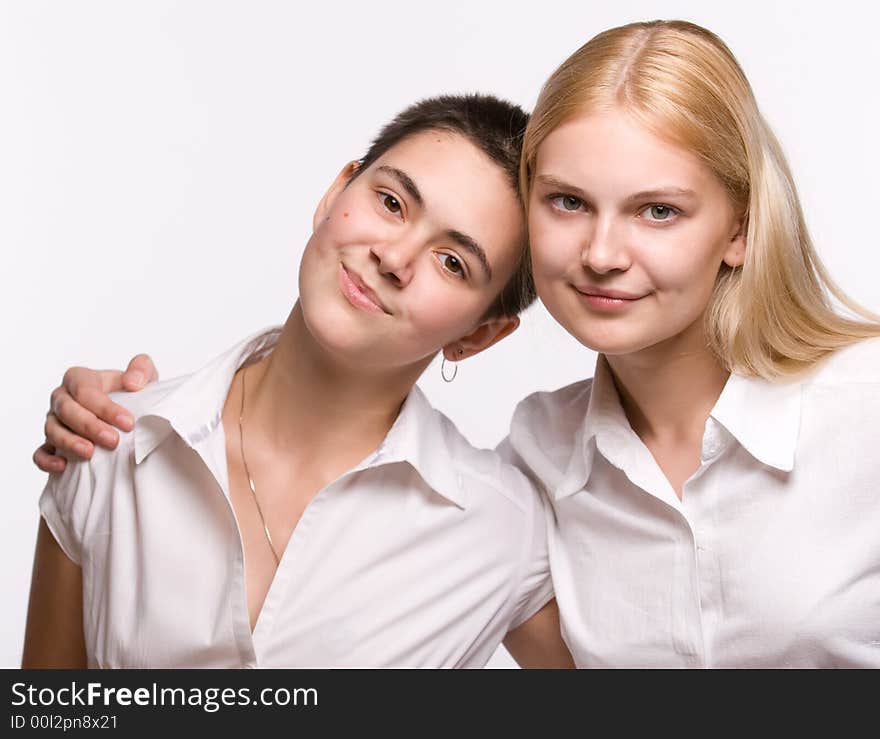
left=441, top=357, right=458, bottom=383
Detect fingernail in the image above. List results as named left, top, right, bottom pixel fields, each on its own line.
left=73, top=442, right=91, bottom=458
left=98, top=430, right=117, bottom=448
left=116, top=412, right=134, bottom=430
left=129, top=371, right=145, bottom=388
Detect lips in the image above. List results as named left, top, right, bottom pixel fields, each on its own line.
left=574, top=285, right=645, bottom=301
left=572, top=283, right=648, bottom=313
left=339, top=264, right=391, bottom=315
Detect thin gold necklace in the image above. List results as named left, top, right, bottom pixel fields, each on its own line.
left=237, top=365, right=281, bottom=564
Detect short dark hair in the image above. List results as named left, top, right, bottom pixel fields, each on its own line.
left=353, top=94, right=536, bottom=319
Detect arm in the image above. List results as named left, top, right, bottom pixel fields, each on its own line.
left=33, top=354, right=159, bottom=473
left=504, top=598, right=575, bottom=669
left=21, top=519, right=87, bottom=668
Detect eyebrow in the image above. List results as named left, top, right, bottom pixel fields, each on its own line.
left=377, top=164, right=492, bottom=282
left=534, top=175, right=589, bottom=199
left=376, top=165, right=423, bottom=208
left=624, top=187, right=697, bottom=204
left=535, top=175, right=697, bottom=203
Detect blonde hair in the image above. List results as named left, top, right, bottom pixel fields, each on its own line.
left=521, top=20, right=880, bottom=378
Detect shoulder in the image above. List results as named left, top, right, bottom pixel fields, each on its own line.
left=76, top=371, right=196, bottom=478
left=106, top=372, right=192, bottom=420
left=422, top=402, right=544, bottom=516
left=417, top=405, right=551, bottom=590
left=105, top=327, right=280, bottom=427
left=504, top=379, right=593, bottom=484
left=90, top=372, right=194, bottom=464
left=805, top=337, right=880, bottom=388
left=794, top=339, right=880, bottom=435
left=45, top=365, right=218, bottom=541
left=510, top=378, right=594, bottom=437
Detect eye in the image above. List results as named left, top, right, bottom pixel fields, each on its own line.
left=550, top=194, right=584, bottom=212
left=378, top=192, right=403, bottom=217
left=437, top=253, right=466, bottom=279
left=640, top=204, right=679, bottom=222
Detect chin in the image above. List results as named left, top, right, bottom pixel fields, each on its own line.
left=586, top=323, right=704, bottom=359
left=558, top=318, right=663, bottom=357
left=301, top=297, right=367, bottom=352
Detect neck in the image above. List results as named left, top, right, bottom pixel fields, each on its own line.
left=605, top=320, right=730, bottom=444
left=242, top=302, right=427, bottom=460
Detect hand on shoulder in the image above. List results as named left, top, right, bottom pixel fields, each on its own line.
left=33, top=354, right=159, bottom=473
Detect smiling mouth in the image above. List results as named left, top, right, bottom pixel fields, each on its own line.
left=339, top=264, right=391, bottom=315
left=573, top=285, right=647, bottom=311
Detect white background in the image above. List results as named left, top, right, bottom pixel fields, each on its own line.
left=2, top=0, right=878, bottom=668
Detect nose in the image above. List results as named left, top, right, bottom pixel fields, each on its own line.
left=581, top=216, right=631, bottom=274
left=370, top=235, right=422, bottom=288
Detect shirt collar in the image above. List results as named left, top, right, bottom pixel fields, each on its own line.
left=133, top=330, right=467, bottom=509
left=709, top=370, right=803, bottom=472
left=134, top=328, right=282, bottom=464
left=553, top=355, right=804, bottom=501
left=371, top=385, right=468, bottom=509
left=554, top=355, right=629, bottom=500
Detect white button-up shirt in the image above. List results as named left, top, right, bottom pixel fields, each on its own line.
left=41, top=330, right=552, bottom=668
left=505, top=338, right=880, bottom=668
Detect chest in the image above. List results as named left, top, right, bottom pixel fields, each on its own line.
left=224, top=441, right=346, bottom=634
left=549, top=452, right=880, bottom=667
left=80, top=448, right=518, bottom=668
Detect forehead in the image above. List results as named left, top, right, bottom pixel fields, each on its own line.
left=371, top=129, right=507, bottom=189
left=365, top=130, right=525, bottom=277
left=535, top=109, right=715, bottom=194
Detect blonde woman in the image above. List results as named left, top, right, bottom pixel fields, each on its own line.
left=505, top=20, right=880, bottom=666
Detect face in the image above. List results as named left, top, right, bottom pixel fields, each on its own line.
left=298, top=130, right=524, bottom=372
left=528, top=108, right=745, bottom=358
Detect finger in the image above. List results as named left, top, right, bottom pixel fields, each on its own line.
left=64, top=366, right=125, bottom=403
left=33, top=443, right=67, bottom=474
left=68, top=382, right=134, bottom=433
left=45, top=408, right=98, bottom=458
left=52, top=386, right=121, bottom=448
left=122, top=353, right=159, bottom=391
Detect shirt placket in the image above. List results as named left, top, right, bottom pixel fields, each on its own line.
left=250, top=445, right=386, bottom=664
left=598, top=432, right=704, bottom=666
left=191, top=433, right=260, bottom=669
left=250, top=485, right=332, bottom=662
left=679, top=417, right=729, bottom=668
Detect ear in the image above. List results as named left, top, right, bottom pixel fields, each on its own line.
left=722, top=216, right=747, bottom=268
left=442, top=314, right=520, bottom=362
left=312, top=160, right=361, bottom=231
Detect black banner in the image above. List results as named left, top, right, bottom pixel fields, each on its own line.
left=2, top=668, right=849, bottom=732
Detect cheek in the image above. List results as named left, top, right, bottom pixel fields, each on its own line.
left=313, top=198, right=381, bottom=254
left=298, top=233, right=325, bottom=289
left=637, top=224, right=727, bottom=293
left=529, top=212, right=579, bottom=279
left=411, top=284, right=465, bottom=330
left=404, top=278, right=483, bottom=345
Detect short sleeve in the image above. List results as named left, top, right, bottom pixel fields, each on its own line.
left=507, top=479, right=555, bottom=630
left=38, top=460, right=94, bottom=566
